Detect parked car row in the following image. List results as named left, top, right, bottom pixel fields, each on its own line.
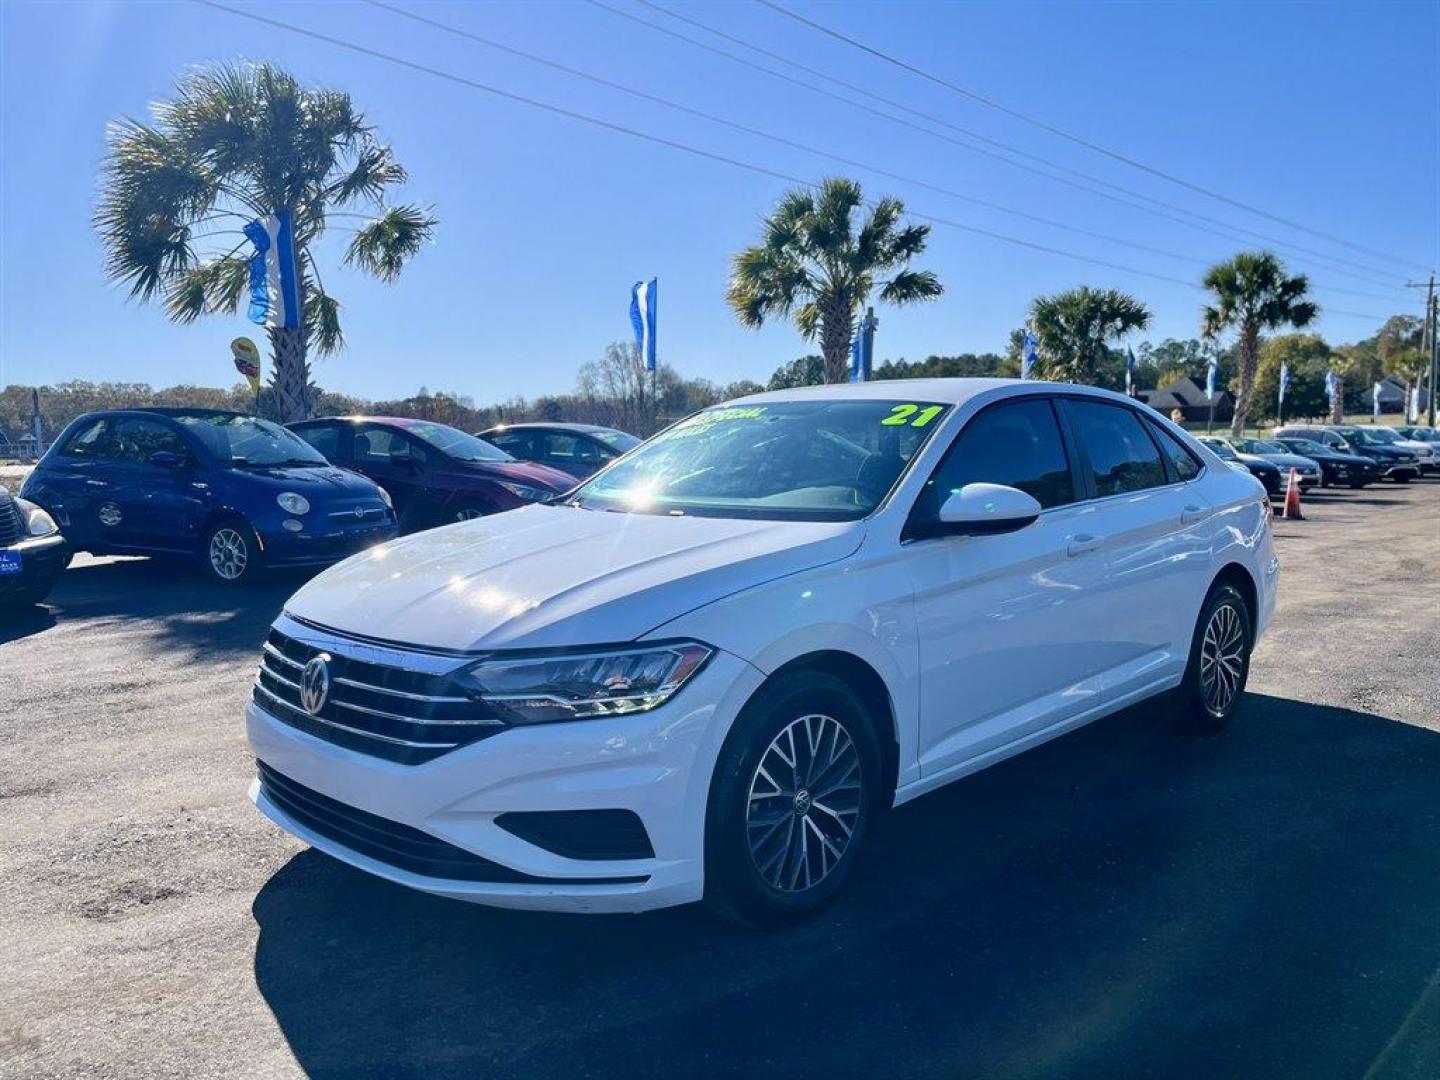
left=6, top=407, right=641, bottom=603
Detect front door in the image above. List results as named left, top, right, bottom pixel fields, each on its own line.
left=101, top=416, right=208, bottom=552
left=905, top=396, right=1110, bottom=777
left=351, top=425, right=433, bottom=527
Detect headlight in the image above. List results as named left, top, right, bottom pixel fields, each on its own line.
left=497, top=481, right=551, bottom=503
left=15, top=498, right=57, bottom=537
left=463, top=642, right=712, bottom=724
left=277, top=492, right=310, bottom=515
left=376, top=486, right=393, bottom=509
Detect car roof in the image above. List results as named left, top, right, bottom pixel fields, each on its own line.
left=294, top=415, right=446, bottom=428
left=481, top=422, right=622, bottom=435
left=726, top=377, right=1135, bottom=408
left=81, top=407, right=246, bottom=421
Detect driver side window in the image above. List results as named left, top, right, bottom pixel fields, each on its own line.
left=913, top=398, right=1075, bottom=525
left=355, top=427, right=428, bottom=467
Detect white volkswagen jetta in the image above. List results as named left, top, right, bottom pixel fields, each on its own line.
left=248, top=380, right=1277, bottom=925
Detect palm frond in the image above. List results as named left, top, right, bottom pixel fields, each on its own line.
left=328, top=141, right=406, bottom=206
left=163, top=255, right=250, bottom=322
left=306, top=286, right=344, bottom=356
left=879, top=269, right=943, bottom=306
left=343, top=205, right=438, bottom=281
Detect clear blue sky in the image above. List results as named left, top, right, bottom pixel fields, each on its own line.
left=1, top=0, right=1435, bottom=403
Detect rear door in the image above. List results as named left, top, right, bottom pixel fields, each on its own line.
left=1058, top=398, right=1215, bottom=694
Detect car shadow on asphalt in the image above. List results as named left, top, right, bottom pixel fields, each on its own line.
left=251, top=693, right=1440, bottom=1079
left=32, top=556, right=305, bottom=657
left=0, top=601, right=57, bottom=643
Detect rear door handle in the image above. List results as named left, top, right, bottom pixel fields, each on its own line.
left=1180, top=504, right=1207, bottom=524
left=1066, top=533, right=1102, bottom=557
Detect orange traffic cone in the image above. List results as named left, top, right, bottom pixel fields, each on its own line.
left=1282, top=467, right=1304, bottom=520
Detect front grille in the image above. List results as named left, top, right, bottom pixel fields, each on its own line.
left=253, top=625, right=505, bottom=765
left=0, top=499, right=23, bottom=546
left=257, top=762, right=647, bottom=885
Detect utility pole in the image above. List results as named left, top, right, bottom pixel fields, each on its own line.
left=1405, top=275, right=1436, bottom=427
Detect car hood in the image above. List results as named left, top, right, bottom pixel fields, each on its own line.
left=284, top=504, right=864, bottom=652
left=224, top=463, right=382, bottom=498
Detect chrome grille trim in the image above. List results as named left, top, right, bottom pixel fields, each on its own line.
left=252, top=684, right=459, bottom=749
left=251, top=612, right=507, bottom=764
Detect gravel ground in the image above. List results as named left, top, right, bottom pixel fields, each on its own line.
left=2, top=482, right=1438, bottom=1079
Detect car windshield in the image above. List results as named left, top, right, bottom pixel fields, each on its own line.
left=1201, top=439, right=1238, bottom=460
left=403, top=421, right=514, bottom=462
left=568, top=399, right=950, bottom=520
left=1346, top=428, right=1394, bottom=446
left=593, top=429, right=640, bottom=451
left=175, top=414, right=327, bottom=466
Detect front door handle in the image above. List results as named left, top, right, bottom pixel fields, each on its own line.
left=85, top=479, right=109, bottom=488
left=1180, top=504, right=1207, bottom=524
left=1066, top=533, right=1102, bottom=557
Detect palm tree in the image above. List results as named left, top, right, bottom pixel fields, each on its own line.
left=1201, top=252, right=1317, bottom=435
left=96, top=62, right=436, bottom=421
left=1028, top=286, right=1151, bottom=385
left=727, top=178, right=942, bottom=383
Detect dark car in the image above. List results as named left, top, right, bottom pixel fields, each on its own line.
left=20, top=409, right=396, bottom=584
left=1200, top=437, right=1283, bottom=496
left=1212, top=436, right=1322, bottom=490
left=477, top=422, right=641, bottom=480
left=0, top=485, right=68, bottom=605
left=1275, top=425, right=1421, bottom=482
left=1272, top=437, right=1379, bottom=488
left=290, top=416, right=575, bottom=532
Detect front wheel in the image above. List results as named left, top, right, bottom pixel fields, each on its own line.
left=202, top=520, right=261, bottom=584
left=704, top=671, right=883, bottom=927
left=1175, top=582, right=1252, bottom=734
left=451, top=503, right=488, bottom=522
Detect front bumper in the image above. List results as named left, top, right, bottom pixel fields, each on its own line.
left=247, top=647, right=763, bottom=912
left=0, top=533, right=67, bottom=602
left=259, top=519, right=397, bottom=568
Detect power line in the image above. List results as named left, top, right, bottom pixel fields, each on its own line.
left=190, top=0, right=1394, bottom=323
left=368, top=0, right=1406, bottom=308
left=756, top=0, right=1430, bottom=275
left=617, top=0, right=1411, bottom=292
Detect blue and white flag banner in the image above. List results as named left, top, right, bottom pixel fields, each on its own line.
left=1278, top=362, right=1290, bottom=408
left=1373, top=381, right=1383, bottom=418
left=244, top=210, right=302, bottom=330
left=630, top=278, right=657, bottom=372
left=1324, top=369, right=1339, bottom=407
left=1125, top=347, right=1137, bottom=395
left=1205, top=357, right=1218, bottom=399
left=1021, top=330, right=1038, bottom=380
left=1409, top=385, right=1421, bottom=423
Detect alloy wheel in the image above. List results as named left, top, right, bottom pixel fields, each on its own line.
left=746, top=713, right=862, bottom=893
left=1199, top=602, right=1245, bottom=715
left=208, top=527, right=249, bottom=580
left=454, top=508, right=485, bottom=522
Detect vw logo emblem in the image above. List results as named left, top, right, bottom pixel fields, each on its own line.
left=300, top=653, right=332, bottom=715
left=353, top=506, right=365, bottom=519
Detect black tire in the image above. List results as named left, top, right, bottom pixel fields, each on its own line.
left=704, top=670, right=884, bottom=928
left=1348, top=480, right=1366, bottom=489
left=200, top=519, right=262, bottom=585
left=1174, top=582, right=1252, bottom=734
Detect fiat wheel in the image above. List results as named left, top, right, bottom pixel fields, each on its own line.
left=203, top=520, right=260, bottom=584
left=705, top=670, right=883, bottom=927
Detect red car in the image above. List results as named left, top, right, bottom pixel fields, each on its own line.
left=290, top=416, right=574, bottom=533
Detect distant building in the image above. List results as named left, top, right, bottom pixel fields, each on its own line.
left=1139, top=377, right=1233, bottom=423
left=1375, top=377, right=1429, bottom=416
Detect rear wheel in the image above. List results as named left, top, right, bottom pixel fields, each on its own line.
left=452, top=504, right=487, bottom=522
left=202, top=520, right=260, bottom=584
left=1175, top=582, right=1252, bottom=733
left=704, top=671, right=883, bottom=927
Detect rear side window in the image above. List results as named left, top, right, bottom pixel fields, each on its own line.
left=1067, top=400, right=1167, bottom=497
left=59, top=418, right=111, bottom=458
left=1147, top=421, right=1203, bottom=481
left=917, top=398, right=1075, bottom=517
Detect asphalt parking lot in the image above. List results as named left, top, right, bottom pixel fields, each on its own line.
left=2, top=482, right=1438, bottom=1079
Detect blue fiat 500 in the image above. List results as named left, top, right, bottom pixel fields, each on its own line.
left=21, top=408, right=396, bottom=583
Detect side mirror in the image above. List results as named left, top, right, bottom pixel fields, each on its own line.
left=935, top=483, right=1043, bottom=536
left=150, top=450, right=184, bottom=468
